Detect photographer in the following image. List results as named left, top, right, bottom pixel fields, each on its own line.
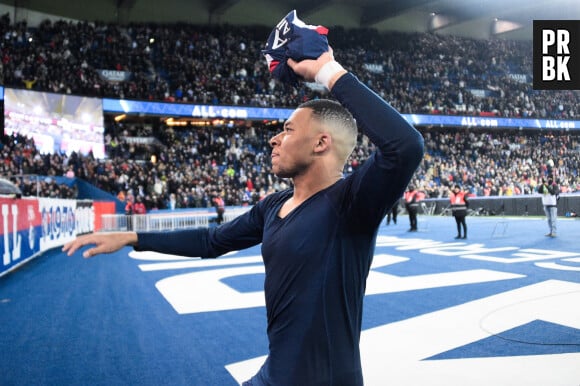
left=537, top=176, right=559, bottom=237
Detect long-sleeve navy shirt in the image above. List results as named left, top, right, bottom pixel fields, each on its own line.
left=136, top=73, right=424, bottom=385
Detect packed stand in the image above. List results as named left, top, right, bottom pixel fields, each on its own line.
left=3, top=122, right=579, bottom=211
left=1, top=15, right=579, bottom=209
left=0, top=14, right=578, bottom=119
left=0, top=132, right=77, bottom=198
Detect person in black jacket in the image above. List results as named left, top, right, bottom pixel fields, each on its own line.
left=385, top=199, right=400, bottom=225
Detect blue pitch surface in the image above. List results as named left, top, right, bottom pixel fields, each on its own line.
left=1, top=215, right=579, bottom=386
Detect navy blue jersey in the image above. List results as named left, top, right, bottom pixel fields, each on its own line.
left=262, top=10, right=329, bottom=86
left=136, top=73, right=424, bottom=385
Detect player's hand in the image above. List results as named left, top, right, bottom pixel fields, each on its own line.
left=62, top=232, right=138, bottom=258
left=287, top=49, right=334, bottom=82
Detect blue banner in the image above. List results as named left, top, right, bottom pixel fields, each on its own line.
left=102, top=98, right=580, bottom=130
left=103, top=98, right=294, bottom=120
left=405, top=114, right=580, bottom=130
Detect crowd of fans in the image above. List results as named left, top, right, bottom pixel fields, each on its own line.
left=3, top=120, right=579, bottom=212
left=412, top=128, right=579, bottom=198
left=0, top=15, right=579, bottom=211
left=1, top=14, right=578, bottom=118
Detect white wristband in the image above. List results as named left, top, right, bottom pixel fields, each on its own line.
left=314, top=61, right=345, bottom=90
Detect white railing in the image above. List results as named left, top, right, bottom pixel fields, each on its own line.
left=100, top=207, right=250, bottom=232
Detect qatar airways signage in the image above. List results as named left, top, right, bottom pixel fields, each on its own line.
left=97, top=69, right=132, bottom=83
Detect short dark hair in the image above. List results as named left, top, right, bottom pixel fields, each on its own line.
left=298, top=99, right=355, bottom=125
left=297, top=99, right=358, bottom=161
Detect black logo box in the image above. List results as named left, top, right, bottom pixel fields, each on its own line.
left=533, top=20, right=580, bottom=90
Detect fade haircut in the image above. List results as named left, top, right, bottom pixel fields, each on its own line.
left=298, top=99, right=358, bottom=162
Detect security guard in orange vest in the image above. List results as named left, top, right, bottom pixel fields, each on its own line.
left=404, top=184, right=421, bottom=231
left=449, top=184, right=469, bottom=239
left=212, top=192, right=226, bottom=225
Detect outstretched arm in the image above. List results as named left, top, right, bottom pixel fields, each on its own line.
left=63, top=232, right=138, bottom=258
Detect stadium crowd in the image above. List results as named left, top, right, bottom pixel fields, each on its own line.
left=0, top=14, right=579, bottom=210
left=1, top=14, right=578, bottom=119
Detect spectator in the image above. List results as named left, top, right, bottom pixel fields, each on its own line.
left=133, top=196, right=147, bottom=215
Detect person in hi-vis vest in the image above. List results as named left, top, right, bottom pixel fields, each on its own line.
left=212, top=192, right=226, bottom=225
left=449, top=184, right=469, bottom=239
left=404, top=185, right=421, bottom=231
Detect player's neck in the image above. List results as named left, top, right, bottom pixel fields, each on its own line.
left=291, top=168, right=342, bottom=202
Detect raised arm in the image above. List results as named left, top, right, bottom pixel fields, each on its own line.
left=288, top=49, right=424, bottom=174
left=289, top=49, right=424, bottom=226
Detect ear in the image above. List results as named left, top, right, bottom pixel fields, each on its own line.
left=314, top=133, right=331, bottom=154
